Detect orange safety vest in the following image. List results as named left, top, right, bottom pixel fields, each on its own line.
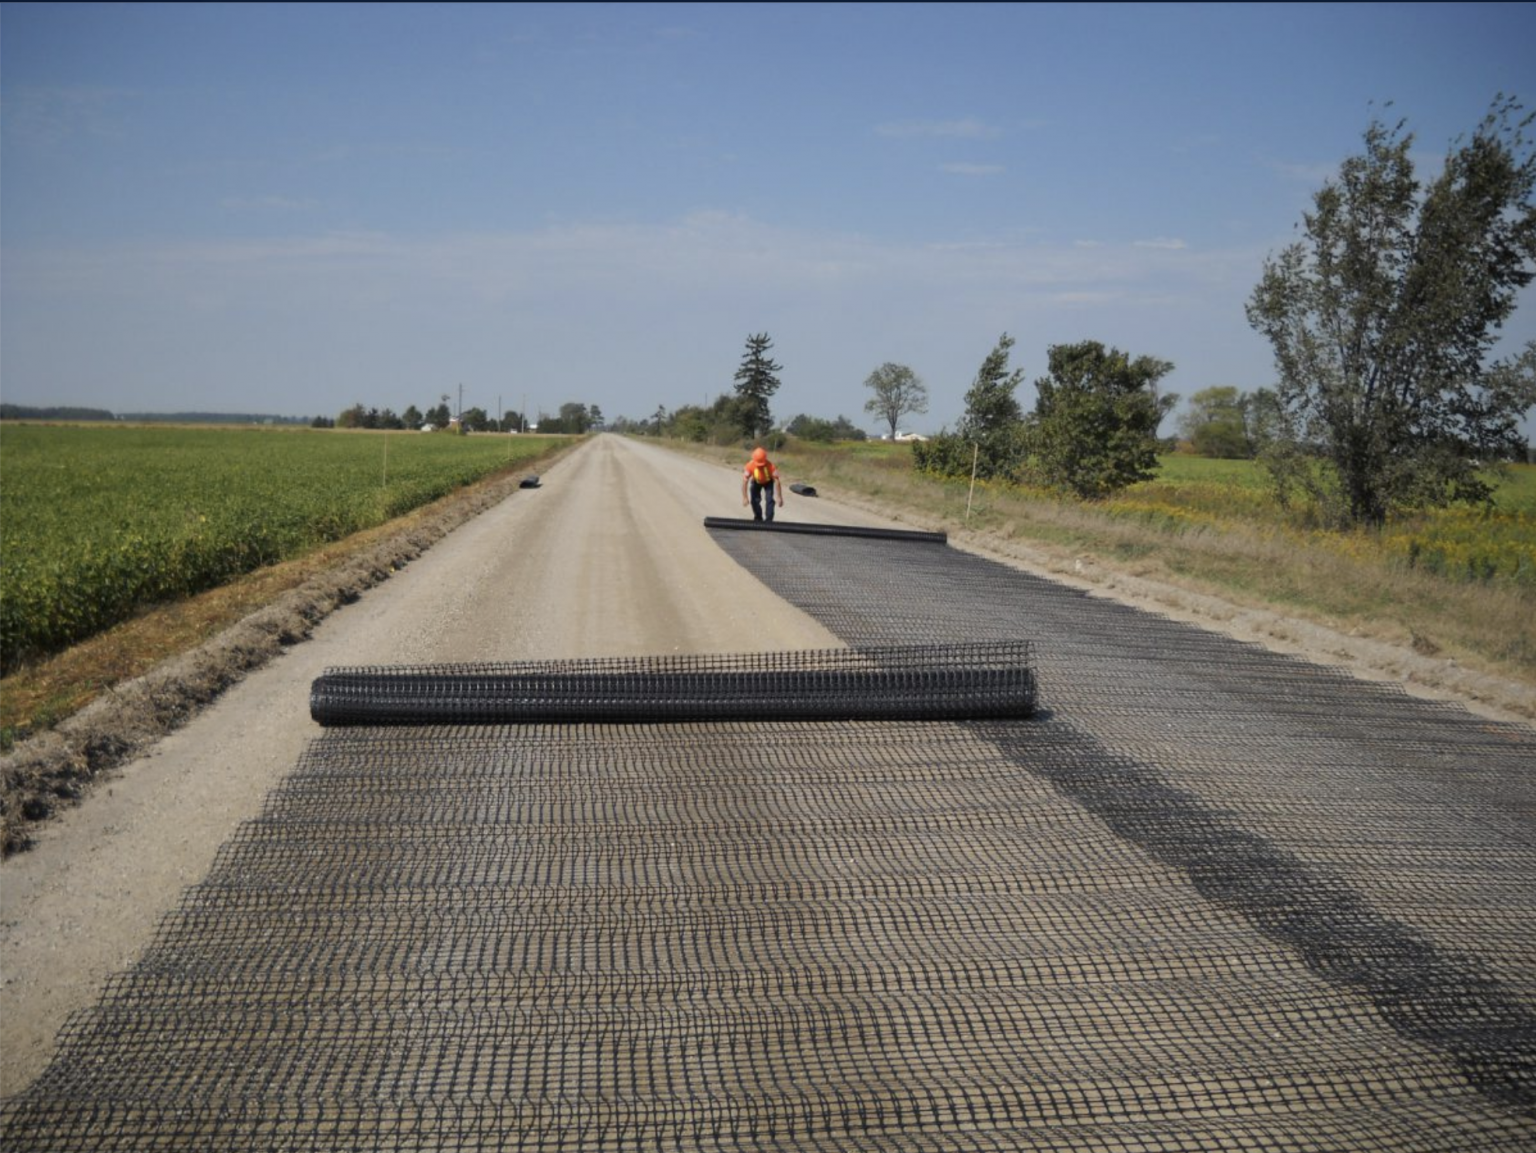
left=745, top=459, right=778, bottom=486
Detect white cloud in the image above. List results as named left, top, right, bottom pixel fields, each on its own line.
left=3, top=86, right=137, bottom=143
left=10, top=212, right=1286, bottom=327
left=875, top=118, right=1001, bottom=139
left=939, top=163, right=1004, bottom=176
left=2, top=213, right=1298, bottom=426
left=1262, top=147, right=1455, bottom=195
left=5, top=217, right=1263, bottom=315
left=1261, top=156, right=1338, bottom=184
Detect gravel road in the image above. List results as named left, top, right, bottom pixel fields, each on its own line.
left=5, top=434, right=1533, bottom=1149
left=0, top=434, right=876, bottom=1096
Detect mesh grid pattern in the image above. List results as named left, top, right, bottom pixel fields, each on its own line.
left=710, top=530, right=1536, bottom=1116
left=4, top=526, right=1533, bottom=1150
left=309, top=643, right=1036, bottom=726
left=701, top=516, right=949, bottom=544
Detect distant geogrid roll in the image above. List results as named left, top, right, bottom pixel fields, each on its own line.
left=309, top=642, right=1037, bottom=726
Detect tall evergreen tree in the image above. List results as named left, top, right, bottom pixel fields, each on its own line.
left=733, top=333, right=783, bottom=440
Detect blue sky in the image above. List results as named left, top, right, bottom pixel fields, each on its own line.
left=4, top=2, right=1535, bottom=433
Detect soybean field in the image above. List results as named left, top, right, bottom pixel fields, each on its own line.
left=0, top=425, right=566, bottom=673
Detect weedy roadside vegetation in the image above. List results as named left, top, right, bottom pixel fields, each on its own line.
left=693, top=438, right=1536, bottom=687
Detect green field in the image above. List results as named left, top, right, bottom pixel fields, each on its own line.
left=0, top=425, right=568, bottom=671
left=1145, top=452, right=1536, bottom=511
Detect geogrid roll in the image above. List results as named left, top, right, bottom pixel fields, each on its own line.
left=701, top=516, right=948, bottom=544
left=4, top=523, right=1534, bottom=1151
left=309, top=643, right=1036, bottom=726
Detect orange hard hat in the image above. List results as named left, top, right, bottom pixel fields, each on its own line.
left=752, top=447, right=768, bottom=463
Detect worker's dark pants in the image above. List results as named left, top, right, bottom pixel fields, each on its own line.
left=750, top=480, right=776, bottom=522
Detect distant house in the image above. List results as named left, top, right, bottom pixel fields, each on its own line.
left=893, top=431, right=929, bottom=442
left=420, top=423, right=437, bottom=433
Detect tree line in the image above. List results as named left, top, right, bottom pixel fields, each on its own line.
left=611, top=335, right=904, bottom=446
left=322, top=401, right=604, bottom=434
left=325, top=402, right=514, bottom=432
left=2, top=404, right=118, bottom=422
left=0, top=405, right=315, bottom=425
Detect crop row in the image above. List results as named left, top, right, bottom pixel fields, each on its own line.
left=0, top=426, right=563, bottom=673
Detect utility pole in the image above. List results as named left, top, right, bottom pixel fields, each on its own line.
left=521, top=393, right=527, bottom=434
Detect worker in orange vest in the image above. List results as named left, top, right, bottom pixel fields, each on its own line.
left=741, top=446, right=786, bottom=523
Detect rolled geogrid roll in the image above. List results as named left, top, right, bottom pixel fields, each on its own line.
left=310, top=641, right=1034, bottom=726
left=702, top=516, right=946, bottom=543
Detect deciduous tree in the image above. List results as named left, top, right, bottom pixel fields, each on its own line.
left=862, top=362, right=929, bottom=440
left=1179, top=387, right=1251, bottom=458
left=1246, top=97, right=1536, bottom=525
left=1024, top=341, right=1175, bottom=499
left=558, top=402, right=591, bottom=433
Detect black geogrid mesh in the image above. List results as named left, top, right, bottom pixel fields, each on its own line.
left=4, top=525, right=1533, bottom=1150
left=701, top=515, right=950, bottom=544
left=309, top=643, right=1036, bottom=726
left=710, top=529, right=1536, bottom=1121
